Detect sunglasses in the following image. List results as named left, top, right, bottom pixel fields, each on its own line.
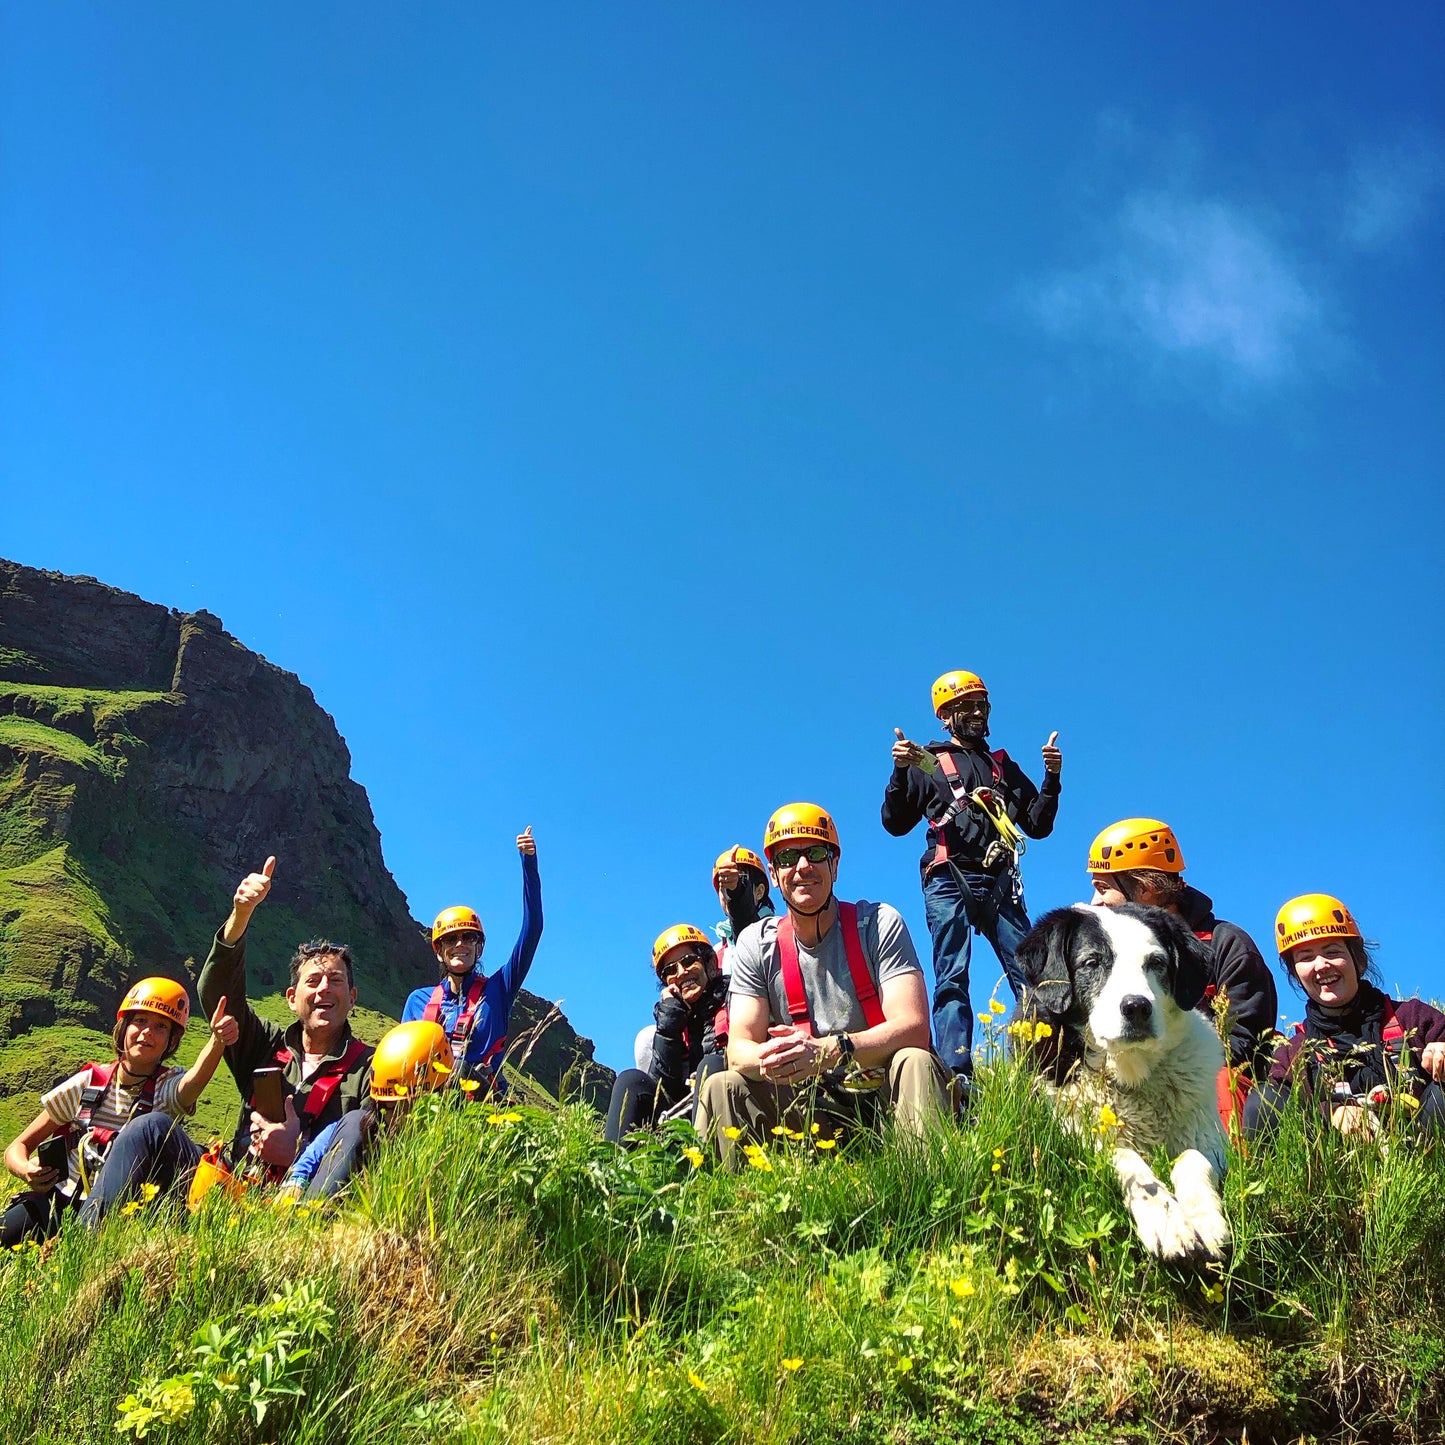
left=440, top=931, right=484, bottom=949
left=771, top=844, right=835, bottom=869
left=658, top=950, right=709, bottom=981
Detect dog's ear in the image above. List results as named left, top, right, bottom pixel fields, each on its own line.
left=1014, top=908, right=1078, bottom=1016
left=1154, top=908, right=1211, bottom=1012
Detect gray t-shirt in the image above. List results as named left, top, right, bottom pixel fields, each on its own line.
left=727, top=901, right=922, bottom=1037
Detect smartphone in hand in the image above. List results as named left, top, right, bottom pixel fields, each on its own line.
left=36, top=1136, right=68, bottom=1175
left=250, top=1067, right=287, bottom=1123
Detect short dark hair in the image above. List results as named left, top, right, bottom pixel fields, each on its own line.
left=289, top=939, right=355, bottom=989
left=1114, top=868, right=1185, bottom=908
left=113, top=1012, right=183, bottom=1061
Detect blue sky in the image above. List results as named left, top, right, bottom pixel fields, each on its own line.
left=3, top=4, right=1441, bottom=1071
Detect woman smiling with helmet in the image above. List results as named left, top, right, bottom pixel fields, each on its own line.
left=606, top=924, right=730, bottom=1144
left=1244, top=893, right=1445, bottom=1141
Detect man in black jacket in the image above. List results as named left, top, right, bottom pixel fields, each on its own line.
left=883, top=670, right=1062, bottom=1087
left=1088, top=818, right=1279, bottom=1113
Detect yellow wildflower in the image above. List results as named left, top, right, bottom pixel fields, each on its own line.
left=1097, top=1104, right=1119, bottom=1134
left=120, top=1201, right=143, bottom=1217
left=949, top=1278, right=975, bottom=1298
left=138, top=1182, right=160, bottom=1203
left=681, top=1146, right=703, bottom=1168
left=781, top=1357, right=803, bottom=1371
left=722, top=1126, right=742, bottom=1140
left=393, top=1084, right=409, bottom=1097
left=687, top=1370, right=707, bottom=1392
left=433, top=1061, right=451, bottom=1075
left=992, top=1147, right=1004, bottom=1158
left=1398, top=1093, right=1421, bottom=1114
left=459, top=1079, right=481, bottom=1094
left=771, top=1125, right=790, bottom=1136
left=1008, top=1020, right=1033, bottom=1042
left=989, top=998, right=1007, bottom=1015
left=976, top=1013, right=992, bottom=1026
left=810, top=1122, right=820, bottom=1134
left=1201, top=1281, right=1225, bottom=1304
left=273, top=1192, right=298, bottom=1212
left=991, top=1162, right=1001, bottom=1173
left=815, top=1138, right=837, bottom=1150
left=1033, top=1022, right=1053, bottom=1039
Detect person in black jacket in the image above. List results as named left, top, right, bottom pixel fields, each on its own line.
left=1244, top=892, right=1445, bottom=1141
left=605, top=925, right=729, bottom=1144
left=883, top=670, right=1062, bottom=1086
left=1087, top=818, right=1279, bottom=1124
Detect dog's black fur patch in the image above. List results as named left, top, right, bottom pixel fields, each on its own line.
left=1011, top=904, right=1212, bottom=1083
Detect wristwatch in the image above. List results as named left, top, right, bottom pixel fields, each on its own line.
left=833, top=1032, right=855, bottom=1066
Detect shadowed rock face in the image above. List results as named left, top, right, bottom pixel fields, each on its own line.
left=0, top=560, right=610, bottom=1106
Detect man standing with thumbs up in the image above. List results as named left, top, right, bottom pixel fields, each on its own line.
left=881, top=670, right=1062, bottom=1092
left=199, top=856, right=374, bottom=1179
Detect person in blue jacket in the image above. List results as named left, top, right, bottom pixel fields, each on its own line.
left=401, top=827, right=543, bottom=1097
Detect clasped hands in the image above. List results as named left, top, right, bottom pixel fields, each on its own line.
left=758, top=1026, right=840, bottom=1085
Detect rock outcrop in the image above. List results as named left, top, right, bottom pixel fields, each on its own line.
left=0, top=560, right=609, bottom=1106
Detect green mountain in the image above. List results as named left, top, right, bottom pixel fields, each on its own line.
left=0, top=559, right=609, bottom=1141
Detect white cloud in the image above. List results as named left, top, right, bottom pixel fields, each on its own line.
left=1028, top=192, right=1332, bottom=387
left=1342, top=138, right=1445, bottom=252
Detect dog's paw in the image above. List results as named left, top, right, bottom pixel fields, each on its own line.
left=1130, top=1185, right=1207, bottom=1262
left=1180, top=1201, right=1231, bottom=1261
left=1172, top=1150, right=1231, bottom=1262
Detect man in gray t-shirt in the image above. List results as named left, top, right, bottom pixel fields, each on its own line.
left=695, top=803, right=950, bottom=1164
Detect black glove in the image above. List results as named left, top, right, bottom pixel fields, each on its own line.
left=653, top=993, right=689, bottom=1039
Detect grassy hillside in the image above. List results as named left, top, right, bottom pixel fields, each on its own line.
left=2, top=1053, right=1441, bottom=1444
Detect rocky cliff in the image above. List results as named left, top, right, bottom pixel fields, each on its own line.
left=0, top=560, right=609, bottom=1129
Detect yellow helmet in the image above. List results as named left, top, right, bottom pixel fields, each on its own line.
left=1087, top=819, right=1185, bottom=875
left=712, top=846, right=768, bottom=890
left=651, top=924, right=715, bottom=977
left=931, top=670, right=988, bottom=718
left=369, top=1021, right=453, bottom=1101
left=1275, top=894, right=1361, bottom=958
left=763, top=802, right=840, bottom=859
left=432, top=906, right=484, bottom=948
left=117, top=977, right=190, bottom=1030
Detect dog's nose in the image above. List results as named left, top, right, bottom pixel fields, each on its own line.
left=1119, top=994, right=1154, bottom=1027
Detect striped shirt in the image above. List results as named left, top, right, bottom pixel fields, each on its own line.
left=41, top=1065, right=188, bottom=1197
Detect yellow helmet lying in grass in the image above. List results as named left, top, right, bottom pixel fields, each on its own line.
left=370, top=1021, right=453, bottom=1101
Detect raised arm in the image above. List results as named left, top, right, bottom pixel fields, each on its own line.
left=198, top=857, right=283, bottom=1072
left=494, top=829, right=543, bottom=999
left=175, top=996, right=241, bottom=1113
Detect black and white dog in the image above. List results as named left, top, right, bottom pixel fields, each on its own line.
left=1014, top=903, right=1230, bottom=1263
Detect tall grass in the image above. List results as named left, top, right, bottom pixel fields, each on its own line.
left=1, top=1050, right=1441, bottom=1444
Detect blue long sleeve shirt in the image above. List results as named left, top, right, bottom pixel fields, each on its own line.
left=401, top=851, right=544, bottom=1089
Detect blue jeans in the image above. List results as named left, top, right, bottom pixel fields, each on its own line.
left=78, top=1111, right=203, bottom=1228
left=922, top=865, right=1032, bottom=1080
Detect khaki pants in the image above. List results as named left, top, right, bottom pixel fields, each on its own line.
left=694, top=1047, right=950, bottom=1167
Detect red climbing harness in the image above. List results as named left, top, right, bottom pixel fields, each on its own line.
left=423, top=973, right=487, bottom=1061
left=927, top=749, right=1012, bottom=873
left=773, top=903, right=885, bottom=1037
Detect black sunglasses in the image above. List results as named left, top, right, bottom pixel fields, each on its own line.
left=771, top=843, right=835, bottom=869
left=659, top=950, right=709, bottom=981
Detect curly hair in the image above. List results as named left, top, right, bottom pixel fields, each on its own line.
left=289, top=939, right=355, bottom=989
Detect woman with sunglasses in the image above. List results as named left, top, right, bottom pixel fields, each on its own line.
left=605, top=924, right=730, bottom=1144
left=401, top=827, right=542, bottom=1098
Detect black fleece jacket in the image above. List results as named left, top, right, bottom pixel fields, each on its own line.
left=1175, top=886, right=1278, bottom=1074
left=881, top=738, right=1060, bottom=879
left=649, top=974, right=729, bottom=1107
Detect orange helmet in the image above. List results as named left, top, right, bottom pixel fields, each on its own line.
left=1275, top=894, right=1361, bottom=958
left=712, top=845, right=768, bottom=889
left=651, top=924, right=716, bottom=977
left=117, top=977, right=190, bottom=1030
left=432, top=906, right=484, bottom=948
left=370, top=1021, right=453, bottom=1101
left=932, top=670, right=988, bottom=718
left=1088, top=819, right=1185, bottom=875
left=763, top=802, right=840, bottom=859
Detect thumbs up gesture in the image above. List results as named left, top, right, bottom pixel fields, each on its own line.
left=516, top=826, right=536, bottom=857
left=209, top=995, right=240, bottom=1049
left=892, top=727, right=926, bottom=771
left=234, top=855, right=276, bottom=918
left=1041, top=731, right=1062, bottom=776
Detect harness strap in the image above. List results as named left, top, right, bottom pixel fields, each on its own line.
left=75, top=1061, right=162, bottom=1147
left=928, top=749, right=1010, bottom=872
left=773, top=903, right=884, bottom=1039
left=272, top=1038, right=371, bottom=1122
left=422, top=974, right=488, bottom=1049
